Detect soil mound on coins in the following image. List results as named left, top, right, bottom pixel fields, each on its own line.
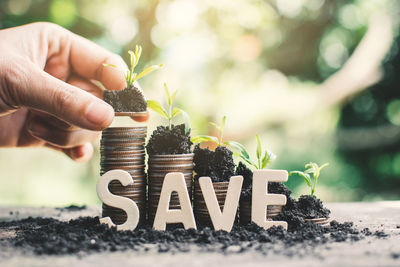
left=0, top=216, right=387, bottom=255
left=193, top=145, right=235, bottom=182
left=146, top=124, right=192, bottom=155
left=297, top=195, right=331, bottom=219
left=103, top=85, right=147, bottom=112
left=235, top=162, right=329, bottom=230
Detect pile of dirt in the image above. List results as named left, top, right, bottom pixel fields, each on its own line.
left=193, top=145, right=236, bottom=182
left=0, top=216, right=386, bottom=255
left=235, top=162, right=330, bottom=231
left=103, top=85, right=147, bottom=112
left=146, top=124, right=192, bottom=155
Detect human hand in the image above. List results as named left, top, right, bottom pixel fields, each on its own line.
left=0, top=22, right=145, bottom=161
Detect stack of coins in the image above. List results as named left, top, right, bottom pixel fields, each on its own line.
left=100, top=126, right=147, bottom=225
left=194, top=181, right=232, bottom=226
left=305, top=217, right=330, bottom=226
left=239, top=199, right=283, bottom=225
left=147, top=154, right=194, bottom=224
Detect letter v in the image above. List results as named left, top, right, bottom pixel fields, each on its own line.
left=199, top=176, right=243, bottom=232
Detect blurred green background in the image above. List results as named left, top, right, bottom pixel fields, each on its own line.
left=1, top=0, right=399, bottom=206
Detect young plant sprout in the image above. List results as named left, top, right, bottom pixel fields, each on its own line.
left=103, top=45, right=163, bottom=87
left=191, top=116, right=246, bottom=153
left=235, top=134, right=276, bottom=169
left=147, top=83, right=190, bottom=133
left=289, top=162, right=329, bottom=197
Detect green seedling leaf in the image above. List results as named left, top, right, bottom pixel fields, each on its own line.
left=191, top=135, right=219, bottom=144
left=209, top=122, right=219, bottom=131
left=171, top=107, right=181, bottom=118
left=164, top=83, right=171, bottom=106
left=234, top=152, right=257, bottom=168
left=147, top=100, right=168, bottom=119
left=173, top=108, right=190, bottom=134
left=289, top=171, right=311, bottom=187
left=256, top=134, right=262, bottom=161
left=102, top=63, right=117, bottom=68
left=261, top=151, right=268, bottom=169
left=224, top=140, right=249, bottom=159
left=171, top=90, right=178, bottom=106
left=261, top=149, right=277, bottom=169
left=319, top=163, right=329, bottom=173
left=104, top=45, right=162, bottom=87
left=136, top=64, right=163, bottom=81
left=221, top=116, right=226, bottom=133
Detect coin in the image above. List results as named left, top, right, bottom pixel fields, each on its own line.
left=100, top=126, right=147, bottom=225
left=147, top=153, right=194, bottom=224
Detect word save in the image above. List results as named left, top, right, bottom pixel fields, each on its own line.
left=97, top=169, right=288, bottom=232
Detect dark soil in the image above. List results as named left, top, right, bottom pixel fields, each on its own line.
left=0, top=216, right=386, bottom=256
left=146, top=124, right=192, bottom=155
left=193, top=145, right=236, bottom=182
left=297, top=195, right=331, bottom=219
left=103, top=85, right=147, bottom=112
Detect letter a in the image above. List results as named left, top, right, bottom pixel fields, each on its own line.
left=96, top=170, right=140, bottom=231
left=153, top=172, right=196, bottom=231
left=199, top=176, right=243, bottom=232
left=251, top=169, right=288, bottom=230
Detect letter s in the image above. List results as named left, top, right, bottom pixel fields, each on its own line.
left=96, top=170, right=139, bottom=231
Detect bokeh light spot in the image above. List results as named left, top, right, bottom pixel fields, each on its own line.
left=110, top=16, right=138, bottom=45
left=50, top=0, right=77, bottom=28
left=386, top=99, right=400, bottom=126
left=232, top=34, right=262, bottom=62
left=7, top=0, right=31, bottom=15
left=276, top=0, right=305, bottom=18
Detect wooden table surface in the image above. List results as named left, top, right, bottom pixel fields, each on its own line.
left=0, top=201, right=399, bottom=267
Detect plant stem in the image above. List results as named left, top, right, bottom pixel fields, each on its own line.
left=219, top=128, right=224, bottom=146
left=168, top=100, right=172, bottom=130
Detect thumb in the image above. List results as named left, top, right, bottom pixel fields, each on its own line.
left=9, top=63, right=114, bottom=131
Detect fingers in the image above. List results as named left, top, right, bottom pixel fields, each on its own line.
left=67, top=74, right=103, bottom=98
left=11, top=62, right=114, bottom=131
left=27, top=114, right=101, bottom=148
left=46, top=143, right=94, bottom=162
left=63, top=143, right=94, bottom=162
left=131, top=110, right=150, bottom=122
left=68, top=33, right=128, bottom=90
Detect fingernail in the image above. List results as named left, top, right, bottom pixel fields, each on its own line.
left=85, top=101, right=114, bottom=128
left=28, top=121, right=48, bottom=138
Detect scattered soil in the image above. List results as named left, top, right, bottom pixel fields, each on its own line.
left=55, top=205, right=87, bottom=211
left=103, top=85, right=147, bottom=112
left=193, top=145, right=236, bottom=182
left=0, top=216, right=387, bottom=256
left=146, top=124, right=192, bottom=155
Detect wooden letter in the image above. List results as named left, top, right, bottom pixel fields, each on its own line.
left=153, top=172, right=196, bottom=231
left=251, top=169, right=288, bottom=230
left=96, top=170, right=140, bottom=231
left=199, top=176, right=243, bottom=232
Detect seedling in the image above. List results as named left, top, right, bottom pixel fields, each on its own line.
left=235, top=134, right=276, bottom=170
left=147, top=83, right=190, bottom=133
left=289, top=162, right=329, bottom=197
left=191, top=116, right=246, bottom=153
left=103, top=45, right=163, bottom=87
